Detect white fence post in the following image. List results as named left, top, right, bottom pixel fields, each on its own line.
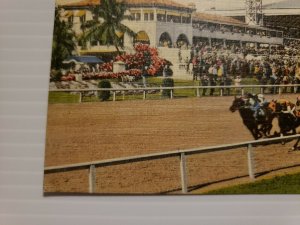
left=180, top=153, right=188, bottom=193
left=113, top=91, right=116, bottom=101
left=143, top=91, right=146, bottom=100
left=247, top=144, right=255, bottom=179
left=278, top=87, right=282, bottom=96
left=170, top=90, right=173, bottom=99
left=79, top=92, right=82, bottom=103
left=196, top=88, right=200, bottom=97
left=89, top=165, right=96, bottom=193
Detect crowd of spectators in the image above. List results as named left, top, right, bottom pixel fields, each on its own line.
left=188, top=39, right=300, bottom=96
left=192, top=21, right=281, bottom=39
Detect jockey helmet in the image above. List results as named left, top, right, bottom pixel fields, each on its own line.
left=258, top=94, right=264, bottom=99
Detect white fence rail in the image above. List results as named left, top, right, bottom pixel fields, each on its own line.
left=50, top=84, right=300, bottom=102
left=44, top=134, right=300, bottom=194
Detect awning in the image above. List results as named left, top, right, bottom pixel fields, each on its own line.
left=135, top=32, right=149, bottom=41
left=156, top=10, right=166, bottom=14
left=115, top=31, right=124, bottom=38
left=75, top=10, right=86, bottom=17
left=166, top=11, right=181, bottom=16
left=79, top=50, right=119, bottom=54
left=63, top=11, right=73, bottom=18
left=129, top=10, right=141, bottom=14
left=143, top=10, right=154, bottom=14
left=63, top=56, right=104, bottom=64
left=181, top=13, right=190, bottom=17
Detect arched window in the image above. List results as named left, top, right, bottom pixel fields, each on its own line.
left=159, top=32, right=172, bottom=48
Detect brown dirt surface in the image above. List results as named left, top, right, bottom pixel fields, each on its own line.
left=44, top=94, right=300, bottom=194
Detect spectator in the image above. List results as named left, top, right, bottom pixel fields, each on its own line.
left=209, top=75, right=217, bottom=96
left=234, top=75, right=242, bottom=95
left=225, top=76, right=232, bottom=96
left=200, top=74, right=209, bottom=96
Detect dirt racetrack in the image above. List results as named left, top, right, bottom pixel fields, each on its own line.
left=44, top=94, right=300, bottom=194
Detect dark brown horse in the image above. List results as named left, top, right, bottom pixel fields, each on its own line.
left=268, top=99, right=300, bottom=150
left=229, top=96, right=275, bottom=140
left=268, top=99, right=299, bottom=136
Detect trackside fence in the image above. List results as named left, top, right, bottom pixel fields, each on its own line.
left=49, top=84, right=300, bottom=102
left=44, top=134, right=300, bottom=194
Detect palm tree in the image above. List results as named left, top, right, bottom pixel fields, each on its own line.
left=80, top=0, right=135, bottom=55
left=51, top=7, right=76, bottom=70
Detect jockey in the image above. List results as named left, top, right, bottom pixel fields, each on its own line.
left=246, top=93, right=265, bottom=119
left=295, top=96, right=300, bottom=117
left=296, top=96, right=300, bottom=108
left=257, top=94, right=268, bottom=107
left=276, top=98, right=296, bottom=118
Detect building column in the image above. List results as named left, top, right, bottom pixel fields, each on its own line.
left=141, top=9, right=144, bottom=21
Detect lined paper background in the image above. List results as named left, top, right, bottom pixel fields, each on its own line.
left=1, top=0, right=300, bottom=224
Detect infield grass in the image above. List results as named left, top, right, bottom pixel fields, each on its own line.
left=203, top=172, right=300, bottom=194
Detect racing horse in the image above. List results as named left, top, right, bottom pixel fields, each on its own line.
left=268, top=99, right=300, bottom=136
left=268, top=99, right=300, bottom=150
left=229, top=96, right=275, bottom=140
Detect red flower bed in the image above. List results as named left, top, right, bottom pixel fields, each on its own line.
left=61, top=74, right=75, bottom=81
left=62, top=44, right=166, bottom=81
left=115, top=43, right=167, bottom=76
left=81, top=69, right=142, bottom=80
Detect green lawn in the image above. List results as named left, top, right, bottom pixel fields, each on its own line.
left=48, top=92, right=80, bottom=104
left=48, top=77, right=261, bottom=104
left=202, top=172, right=300, bottom=195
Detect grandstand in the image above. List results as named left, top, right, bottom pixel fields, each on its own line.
left=206, top=0, right=300, bottom=39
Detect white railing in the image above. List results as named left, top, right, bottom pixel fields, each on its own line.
left=44, top=134, right=300, bottom=194
left=50, top=84, right=300, bottom=102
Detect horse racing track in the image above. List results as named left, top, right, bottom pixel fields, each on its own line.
left=44, top=94, right=300, bottom=194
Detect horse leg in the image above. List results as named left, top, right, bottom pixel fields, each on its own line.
left=248, top=127, right=258, bottom=140
left=292, top=137, right=300, bottom=151
left=280, top=132, right=286, bottom=145
left=252, top=128, right=262, bottom=140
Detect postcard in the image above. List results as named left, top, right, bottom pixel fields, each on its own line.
left=44, top=0, right=300, bottom=195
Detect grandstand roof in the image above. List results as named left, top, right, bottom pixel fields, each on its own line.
left=59, top=0, right=194, bottom=11
left=263, top=0, right=300, bottom=9
left=193, top=12, right=245, bottom=25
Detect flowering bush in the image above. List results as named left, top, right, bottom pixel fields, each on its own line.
left=81, top=69, right=142, bottom=80
left=61, top=74, right=75, bottom=81
left=61, top=44, right=166, bottom=81
left=115, top=43, right=167, bottom=76
left=100, top=62, right=113, bottom=72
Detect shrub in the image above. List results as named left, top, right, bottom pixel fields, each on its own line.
left=161, top=78, right=174, bottom=98
left=50, top=70, right=63, bottom=82
left=98, top=80, right=112, bottom=101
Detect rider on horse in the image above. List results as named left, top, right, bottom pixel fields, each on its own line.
left=246, top=93, right=267, bottom=120
left=276, top=98, right=296, bottom=118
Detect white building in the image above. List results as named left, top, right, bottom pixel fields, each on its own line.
left=59, top=0, right=283, bottom=54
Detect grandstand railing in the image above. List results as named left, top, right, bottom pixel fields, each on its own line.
left=49, top=84, right=300, bottom=103
left=44, top=134, right=300, bottom=194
